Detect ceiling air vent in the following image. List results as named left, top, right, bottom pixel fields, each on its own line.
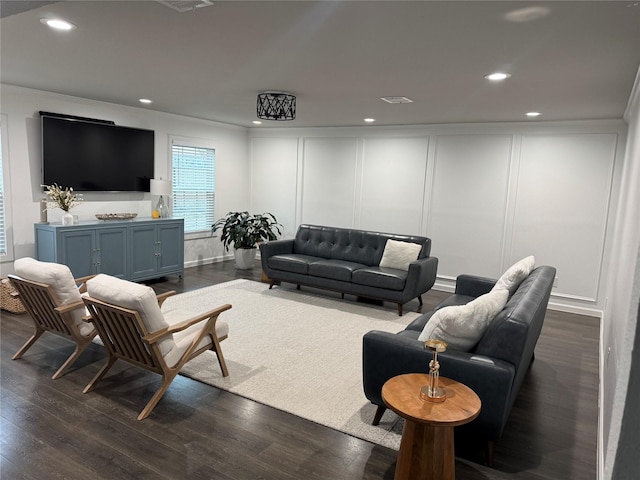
left=380, top=96, right=414, bottom=104
left=157, top=0, right=214, bottom=13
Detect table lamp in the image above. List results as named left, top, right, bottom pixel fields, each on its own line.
left=420, top=339, right=448, bottom=403
left=150, top=179, right=171, bottom=218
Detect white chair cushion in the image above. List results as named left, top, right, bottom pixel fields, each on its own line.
left=14, top=257, right=94, bottom=337
left=379, top=239, right=422, bottom=271
left=492, top=255, right=536, bottom=295
left=86, top=274, right=173, bottom=356
left=418, top=289, right=509, bottom=351
left=162, top=307, right=229, bottom=368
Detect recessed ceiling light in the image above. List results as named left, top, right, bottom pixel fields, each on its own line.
left=139, top=98, right=153, bottom=104
left=504, top=6, right=551, bottom=23
left=364, top=118, right=376, bottom=123
left=40, top=18, right=76, bottom=31
left=484, top=72, right=511, bottom=81
left=380, top=96, right=413, bottom=104
left=252, top=120, right=262, bottom=125
left=526, top=112, right=542, bottom=117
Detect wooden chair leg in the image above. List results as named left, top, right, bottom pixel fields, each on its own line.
left=83, top=356, right=118, bottom=393
left=210, top=336, right=229, bottom=377
left=486, top=440, right=495, bottom=467
left=12, top=328, right=45, bottom=360
left=137, top=374, right=177, bottom=421
left=373, top=405, right=386, bottom=426
left=51, top=336, right=94, bottom=380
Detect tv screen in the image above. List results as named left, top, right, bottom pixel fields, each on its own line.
left=41, top=115, right=155, bottom=192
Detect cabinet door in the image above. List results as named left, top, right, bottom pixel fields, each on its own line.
left=157, top=222, right=184, bottom=276
left=96, top=227, right=128, bottom=278
left=129, top=225, right=159, bottom=279
left=60, top=230, right=96, bottom=278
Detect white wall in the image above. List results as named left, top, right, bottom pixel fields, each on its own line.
left=0, top=85, right=250, bottom=274
left=250, top=121, right=627, bottom=315
left=602, top=70, right=640, bottom=479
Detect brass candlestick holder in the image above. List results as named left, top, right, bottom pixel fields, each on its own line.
left=420, top=339, right=448, bottom=403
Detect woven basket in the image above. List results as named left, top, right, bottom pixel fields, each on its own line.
left=0, top=278, right=26, bottom=314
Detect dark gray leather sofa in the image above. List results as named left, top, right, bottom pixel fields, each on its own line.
left=362, top=265, right=556, bottom=465
left=259, top=224, right=439, bottom=315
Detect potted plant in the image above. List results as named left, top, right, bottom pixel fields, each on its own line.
left=211, top=211, right=283, bottom=269
left=42, top=183, right=83, bottom=225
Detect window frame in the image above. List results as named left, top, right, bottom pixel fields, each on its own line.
left=169, top=136, right=216, bottom=239
left=0, top=113, right=14, bottom=261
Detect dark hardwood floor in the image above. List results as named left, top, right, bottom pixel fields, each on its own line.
left=1, top=261, right=598, bottom=479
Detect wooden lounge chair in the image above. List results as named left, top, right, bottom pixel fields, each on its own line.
left=81, top=274, right=231, bottom=420
left=9, top=257, right=97, bottom=379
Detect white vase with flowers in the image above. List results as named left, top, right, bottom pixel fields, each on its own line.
left=42, top=184, right=83, bottom=225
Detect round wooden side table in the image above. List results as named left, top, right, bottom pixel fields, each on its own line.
left=382, top=373, right=481, bottom=480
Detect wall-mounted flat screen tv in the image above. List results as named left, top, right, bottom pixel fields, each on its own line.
left=41, top=114, right=155, bottom=192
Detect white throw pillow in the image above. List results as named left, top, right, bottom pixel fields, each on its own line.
left=418, top=289, right=509, bottom=351
left=87, top=274, right=174, bottom=356
left=492, top=256, right=535, bottom=295
left=379, top=239, right=422, bottom=271
left=14, top=257, right=93, bottom=336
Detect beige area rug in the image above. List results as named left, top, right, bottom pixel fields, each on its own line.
left=166, top=279, right=419, bottom=450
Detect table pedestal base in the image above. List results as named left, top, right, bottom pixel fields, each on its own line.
left=394, top=420, right=455, bottom=480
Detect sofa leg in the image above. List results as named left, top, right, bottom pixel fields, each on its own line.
left=297, top=284, right=301, bottom=290
left=373, top=405, right=386, bottom=426
left=341, top=292, right=344, bottom=299
left=418, top=295, right=423, bottom=306
left=268, top=281, right=275, bottom=290
left=486, top=440, right=495, bottom=467
left=397, top=304, right=403, bottom=316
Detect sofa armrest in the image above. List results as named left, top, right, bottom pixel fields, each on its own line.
left=455, top=274, right=497, bottom=298
left=405, top=256, right=438, bottom=295
left=259, top=239, right=294, bottom=258
left=363, top=330, right=515, bottom=440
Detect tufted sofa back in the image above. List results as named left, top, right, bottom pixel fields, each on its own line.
left=293, top=224, right=431, bottom=266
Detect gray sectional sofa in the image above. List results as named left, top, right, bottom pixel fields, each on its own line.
left=259, top=224, right=439, bottom=315
left=362, top=265, right=556, bottom=465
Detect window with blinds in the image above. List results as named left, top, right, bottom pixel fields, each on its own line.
left=0, top=125, right=7, bottom=256
left=171, top=143, right=215, bottom=233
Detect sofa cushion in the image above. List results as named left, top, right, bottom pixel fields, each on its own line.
left=379, top=239, right=422, bottom=271
left=87, top=274, right=174, bottom=357
left=309, top=259, right=367, bottom=282
left=492, top=256, right=535, bottom=296
left=352, top=267, right=407, bottom=291
left=14, top=257, right=94, bottom=337
left=418, top=289, right=509, bottom=351
left=268, top=254, right=318, bottom=275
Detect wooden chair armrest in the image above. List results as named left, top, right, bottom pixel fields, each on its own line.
left=74, top=274, right=96, bottom=293
left=142, top=303, right=232, bottom=344
left=54, top=300, right=86, bottom=314
left=156, top=290, right=177, bottom=307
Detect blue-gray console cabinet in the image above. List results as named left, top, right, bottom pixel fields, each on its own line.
left=34, top=218, right=184, bottom=281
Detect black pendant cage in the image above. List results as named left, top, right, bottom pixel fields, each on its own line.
left=257, top=93, right=296, bottom=121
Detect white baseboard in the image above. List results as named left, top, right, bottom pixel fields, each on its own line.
left=183, top=254, right=232, bottom=269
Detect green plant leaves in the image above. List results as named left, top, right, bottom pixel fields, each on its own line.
left=211, top=211, right=283, bottom=251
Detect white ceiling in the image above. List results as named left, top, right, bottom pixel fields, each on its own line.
left=2, top=1, right=640, bottom=128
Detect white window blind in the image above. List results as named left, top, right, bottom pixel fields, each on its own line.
left=171, top=143, right=215, bottom=233
left=0, top=127, right=6, bottom=255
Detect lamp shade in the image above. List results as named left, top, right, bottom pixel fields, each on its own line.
left=257, top=92, right=296, bottom=121
left=150, top=179, right=171, bottom=196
